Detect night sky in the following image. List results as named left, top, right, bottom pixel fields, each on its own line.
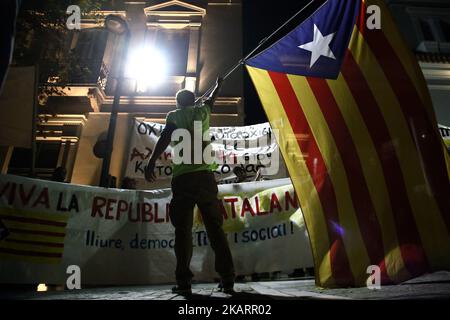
left=242, top=0, right=325, bottom=125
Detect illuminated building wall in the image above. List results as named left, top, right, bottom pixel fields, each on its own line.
left=5, top=0, right=244, bottom=187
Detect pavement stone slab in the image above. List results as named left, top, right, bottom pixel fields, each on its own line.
left=1, top=272, right=450, bottom=300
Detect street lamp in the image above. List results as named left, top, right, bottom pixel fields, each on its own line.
left=126, top=46, right=168, bottom=92
left=99, top=15, right=130, bottom=187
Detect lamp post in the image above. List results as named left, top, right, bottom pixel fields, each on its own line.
left=99, top=15, right=130, bottom=187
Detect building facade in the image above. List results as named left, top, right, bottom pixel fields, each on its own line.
left=4, top=0, right=244, bottom=187
left=386, top=0, right=450, bottom=126
left=2, top=0, right=449, bottom=188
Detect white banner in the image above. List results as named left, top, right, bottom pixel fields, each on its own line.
left=0, top=174, right=313, bottom=285
left=125, top=119, right=288, bottom=190
left=439, top=124, right=450, bottom=154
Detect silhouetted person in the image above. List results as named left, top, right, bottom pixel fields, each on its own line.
left=145, top=77, right=235, bottom=295
left=109, top=175, right=117, bottom=188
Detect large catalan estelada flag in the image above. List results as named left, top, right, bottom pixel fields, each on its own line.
left=246, top=0, right=450, bottom=288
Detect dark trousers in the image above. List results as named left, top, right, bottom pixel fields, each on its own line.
left=170, top=171, right=235, bottom=285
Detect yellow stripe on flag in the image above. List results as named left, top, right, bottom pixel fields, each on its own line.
left=0, top=241, right=63, bottom=254
left=0, top=208, right=69, bottom=223
left=246, top=65, right=335, bottom=287
left=5, top=234, right=65, bottom=245
left=0, top=253, right=62, bottom=265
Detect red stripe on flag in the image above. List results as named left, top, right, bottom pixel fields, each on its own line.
left=307, top=77, right=391, bottom=284
left=4, top=238, right=64, bottom=248
left=0, top=215, right=67, bottom=228
left=357, top=2, right=366, bottom=35
left=8, top=228, right=65, bottom=238
left=358, top=8, right=450, bottom=234
left=268, top=71, right=355, bottom=286
left=342, top=52, right=430, bottom=277
left=0, top=247, right=62, bottom=259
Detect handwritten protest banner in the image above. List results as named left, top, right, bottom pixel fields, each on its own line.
left=125, top=119, right=288, bottom=190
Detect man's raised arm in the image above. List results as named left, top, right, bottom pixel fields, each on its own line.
left=203, top=76, right=224, bottom=110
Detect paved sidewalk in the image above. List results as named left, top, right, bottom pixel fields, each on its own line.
left=1, top=272, right=450, bottom=300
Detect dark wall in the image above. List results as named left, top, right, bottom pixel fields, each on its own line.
left=242, top=0, right=324, bottom=125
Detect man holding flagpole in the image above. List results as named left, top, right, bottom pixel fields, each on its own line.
left=145, top=77, right=235, bottom=295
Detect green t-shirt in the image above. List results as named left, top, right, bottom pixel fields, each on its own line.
left=166, top=102, right=217, bottom=178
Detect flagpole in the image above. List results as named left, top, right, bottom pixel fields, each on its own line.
left=196, top=0, right=322, bottom=104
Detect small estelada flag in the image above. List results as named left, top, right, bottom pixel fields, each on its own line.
left=0, top=208, right=68, bottom=264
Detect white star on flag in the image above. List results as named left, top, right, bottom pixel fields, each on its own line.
left=298, top=24, right=336, bottom=68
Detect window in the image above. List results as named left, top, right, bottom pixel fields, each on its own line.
left=70, top=29, right=108, bottom=83
left=74, top=29, right=107, bottom=60
left=408, top=7, right=450, bottom=46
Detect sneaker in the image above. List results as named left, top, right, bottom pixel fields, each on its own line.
left=172, top=285, right=192, bottom=296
